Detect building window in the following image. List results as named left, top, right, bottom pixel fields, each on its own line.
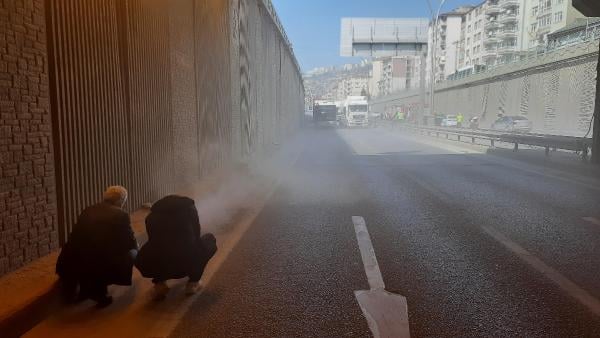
left=538, top=14, right=552, bottom=27
left=532, top=6, right=538, bottom=17
left=531, top=23, right=538, bottom=32
left=554, top=11, right=563, bottom=23
left=468, top=25, right=472, bottom=32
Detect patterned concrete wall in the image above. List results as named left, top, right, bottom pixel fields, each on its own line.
left=372, top=42, right=598, bottom=137
left=169, top=0, right=199, bottom=191
left=231, top=0, right=305, bottom=160
left=0, top=0, right=303, bottom=276
left=127, top=0, right=176, bottom=210
left=0, top=0, right=58, bottom=275
left=195, top=0, right=232, bottom=174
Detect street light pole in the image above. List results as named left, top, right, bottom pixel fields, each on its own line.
left=592, top=38, right=600, bottom=164
left=426, top=0, right=448, bottom=122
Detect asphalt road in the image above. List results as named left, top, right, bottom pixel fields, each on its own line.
left=172, top=126, right=600, bottom=338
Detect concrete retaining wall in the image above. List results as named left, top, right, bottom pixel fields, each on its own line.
left=372, top=41, right=598, bottom=137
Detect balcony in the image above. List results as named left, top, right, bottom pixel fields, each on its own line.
left=498, top=29, right=517, bottom=39
left=484, top=35, right=500, bottom=44
left=482, top=49, right=498, bottom=59
left=486, top=5, right=502, bottom=15
left=498, top=13, right=518, bottom=24
left=485, top=19, right=501, bottom=30
left=501, top=0, right=519, bottom=8
left=539, top=5, right=552, bottom=15
left=497, top=44, right=517, bottom=54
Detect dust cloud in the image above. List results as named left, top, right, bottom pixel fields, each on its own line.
left=195, top=166, right=265, bottom=234
left=192, top=132, right=362, bottom=234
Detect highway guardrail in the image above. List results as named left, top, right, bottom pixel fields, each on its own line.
left=394, top=124, right=593, bottom=160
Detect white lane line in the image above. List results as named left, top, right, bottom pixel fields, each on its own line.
left=352, top=216, right=385, bottom=290
left=583, top=217, right=600, bottom=227
left=352, top=216, right=411, bottom=338
left=481, top=225, right=600, bottom=317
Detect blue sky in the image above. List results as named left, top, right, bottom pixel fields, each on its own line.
left=272, top=0, right=480, bottom=72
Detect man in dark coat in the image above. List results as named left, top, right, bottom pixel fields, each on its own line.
left=56, top=186, right=138, bottom=307
left=135, top=195, right=217, bottom=300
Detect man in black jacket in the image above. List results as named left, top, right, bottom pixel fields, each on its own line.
left=135, top=195, right=217, bottom=300
left=56, top=186, right=138, bottom=307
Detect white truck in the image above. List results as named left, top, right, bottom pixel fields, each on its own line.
left=341, top=96, right=369, bottom=127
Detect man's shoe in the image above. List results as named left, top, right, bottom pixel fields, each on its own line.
left=185, top=281, right=202, bottom=295
left=153, top=282, right=169, bottom=301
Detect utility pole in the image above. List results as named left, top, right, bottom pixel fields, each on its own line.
left=593, top=38, right=600, bottom=164
left=426, top=0, right=448, bottom=121
left=572, top=0, right=600, bottom=164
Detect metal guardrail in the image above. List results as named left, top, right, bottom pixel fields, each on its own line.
left=399, top=124, right=593, bottom=160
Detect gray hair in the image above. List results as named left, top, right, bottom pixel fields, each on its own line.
left=103, top=186, right=128, bottom=207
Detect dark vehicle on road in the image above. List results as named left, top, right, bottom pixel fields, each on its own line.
left=313, top=101, right=338, bottom=127
left=491, top=115, right=532, bottom=133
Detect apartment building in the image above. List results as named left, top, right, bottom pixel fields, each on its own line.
left=428, top=6, right=474, bottom=83
left=335, top=76, right=370, bottom=100
left=454, top=0, right=582, bottom=73
left=370, top=60, right=384, bottom=97
left=372, top=56, right=425, bottom=97
left=458, top=3, right=487, bottom=68
left=524, top=0, right=584, bottom=49
left=456, top=0, right=522, bottom=68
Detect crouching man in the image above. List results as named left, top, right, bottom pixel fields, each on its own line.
left=135, top=195, right=217, bottom=300
left=56, top=186, right=138, bottom=307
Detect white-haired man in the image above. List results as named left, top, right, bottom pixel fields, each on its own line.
left=56, top=186, right=138, bottom=307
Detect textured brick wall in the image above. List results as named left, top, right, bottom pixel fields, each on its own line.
left=0, top=0, right=58, bottom=275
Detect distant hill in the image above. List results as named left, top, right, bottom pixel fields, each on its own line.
left=304, top=63, right=371, bottom=100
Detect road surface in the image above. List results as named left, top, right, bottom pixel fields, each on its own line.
left=171, top=126, right=600, bottom=337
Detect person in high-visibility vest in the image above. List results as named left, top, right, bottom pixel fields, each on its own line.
left=457, top=113, right=464, bottom=127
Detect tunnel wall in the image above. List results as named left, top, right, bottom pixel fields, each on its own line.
left=230, top=0, right=305, bottom=160
left=0, top=0, right=304, bottom=275
left=371, top=41, right=598, bottom=137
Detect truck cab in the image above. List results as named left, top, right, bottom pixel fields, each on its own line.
left=342, top=96, right=369, bottom=127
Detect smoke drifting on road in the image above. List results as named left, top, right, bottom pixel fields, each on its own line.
left=194, top=166, right=265, bottom=234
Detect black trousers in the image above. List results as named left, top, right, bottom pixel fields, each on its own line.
left=59, top=274, right=109, bottom=302
left=59, top=249, right=137, bottom=302
left=152, top=233, right=218, bottom=284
